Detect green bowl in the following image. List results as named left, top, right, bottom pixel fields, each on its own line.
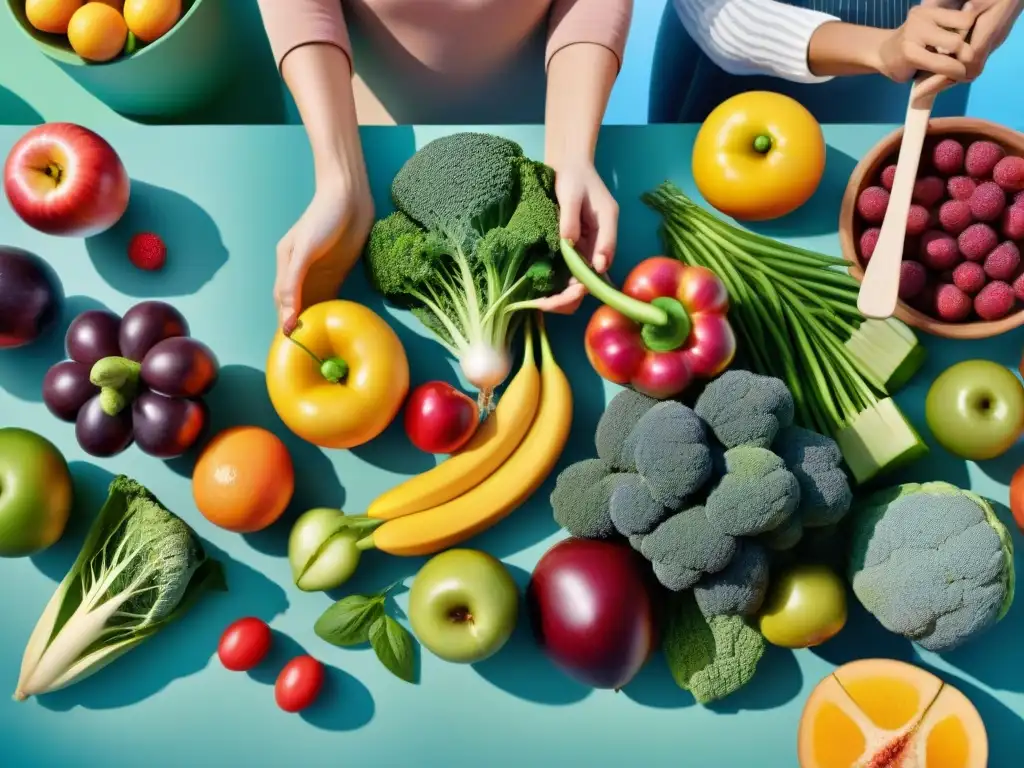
left=6, top=0, right=235, bottom=118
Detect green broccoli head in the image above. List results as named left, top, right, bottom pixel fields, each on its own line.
left=595, top=389, right=658, bottom=470
left=390, top=132, right=524, bottom=240
left=760, top=513, right=804, bottom=551
left=639, top=505, right=737, bottom=591
left=662, top=590, right=765, bottom=704
left=627, top=401, right=713, bottom=509
left=363, top=210, right=439, bottom=297
left=609, top=473, right=669, bottom=537
left=773, top=426, right=853, bottom=528
left=849, top=481, right=1015, bottom=653
left=693, top=540, right=770, bottom=618
left=705, top=446, right=800, bottom=538
left=550, top=459, right=618, bottom=539
left=694, top=370, right=795, bottom=449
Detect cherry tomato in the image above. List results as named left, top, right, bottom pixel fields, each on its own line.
left=217, top=617, right=272, bottom=672
left=1010, top=465, right=1024, bottom=533
left=275, top=655, right=325, bottom=713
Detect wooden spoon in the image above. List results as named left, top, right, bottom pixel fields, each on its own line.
left=857, top=4, right=977, bottom=319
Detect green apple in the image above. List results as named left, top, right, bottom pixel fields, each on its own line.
left=408, top=549, right=519, bottom=664
left=758, top=564, right=847, bottom=649
left=288, top=507, right=368, bottom=592
left=0, top=427, right=73, bottom=557
left=925, top=360, right=1024, bottom=461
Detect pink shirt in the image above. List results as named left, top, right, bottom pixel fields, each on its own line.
left=256, top=0, right=632, bottom=122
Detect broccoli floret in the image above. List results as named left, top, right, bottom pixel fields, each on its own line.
left=550, top=459, right=617, bottom=539
left=773, top=426, right=853, bottom=528
left=628, top=534, right=645, bottom=552
left=705, top=446, right=800, bottom=537
left=628, top=402, right=713, bottom=509
left=639, top=506, right=737, bottom=591
left=760, top=514, right=804, bottom=551
left=662, top=591, right=765, bottom=704
left=609, top=473, right=669, bottom=536
left=694, top=370, right=795, bottom=449
left=595, top=389, right=657, bottom=470
left=363, top=133, right=564, bottom=399
left=693, top=541, right=770, bottom=617
left=849, top=481, right=1015, bottom=653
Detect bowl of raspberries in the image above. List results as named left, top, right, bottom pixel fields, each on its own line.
left=841, top=118, right=1024, bottom=338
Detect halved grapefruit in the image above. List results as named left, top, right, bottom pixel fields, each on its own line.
left=798, top=659, right=988, bottom=768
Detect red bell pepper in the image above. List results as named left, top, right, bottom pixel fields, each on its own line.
left=560, top=239, right=736, bottom=399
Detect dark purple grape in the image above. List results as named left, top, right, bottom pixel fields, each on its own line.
left=65, top=309, right=121, bottom=365
left=140, top=337, right=220, bottom=398
left=132, top=392, right=207, bottom=458
left=42, top=360, right=96, bottom=421
left=118, top=301, right=189, bottom=362
left=75, top=396, right=133, bottom=457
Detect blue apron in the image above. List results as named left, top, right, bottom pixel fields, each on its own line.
left=674, top=0, right=970, bottom=123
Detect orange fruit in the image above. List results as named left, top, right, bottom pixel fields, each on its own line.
left=25, top=0, right=83, bottom=34
left=798, top=659, right=988, bottom=768
left=67, top=3, right=128, bottom=62
left=192, top=426, right=295, bottom=533
left=123, top=0, right=181, bottom=43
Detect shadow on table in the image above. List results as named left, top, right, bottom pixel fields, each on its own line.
left=744, top=146, right=860, bottom=240
left=34, top=464, right=288, bottom=710
left=165, top=364, right=346, bottom=558
left=86, top=181, right=228, bottom=298
left=472, top=564, right=592, bottom=705
left=247, top=630, right=376, bottom=731
left=0, top=294, right=109, bottom=403
left=0, top=86, right=42, bottom=125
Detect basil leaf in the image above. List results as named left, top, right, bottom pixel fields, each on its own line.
left=369, top=615, right=416, bottom=683
left=314, top=595, right=383, bottom=647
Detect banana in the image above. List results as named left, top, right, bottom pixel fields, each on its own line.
left=362, top=315, right=572, bottom=557
left=366, top=327, right=541, bottom=521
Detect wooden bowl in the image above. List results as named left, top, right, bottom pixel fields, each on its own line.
left=840, top=117, right=1024, bottom=340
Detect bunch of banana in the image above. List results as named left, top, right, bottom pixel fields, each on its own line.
left=357, top=315, right=573, bottom=557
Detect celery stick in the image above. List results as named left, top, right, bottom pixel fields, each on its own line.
left=835, top=398, right=928, bottom=484
left=843, top=318, right=927, bottom=395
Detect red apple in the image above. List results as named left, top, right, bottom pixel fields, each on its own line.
left=527, top=538, right=657, bottom=690
left=4, top=123, right=130, bottom=237
left=404, top=381, right=479, bottom=454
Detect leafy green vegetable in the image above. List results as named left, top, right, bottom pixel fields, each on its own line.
left=314, top=594, right=384, bottom=647
left=363, top=132, right=564, bottom=406
left=14, top=475, right=225, bottom=701
left=662, top=591, right=765, bottom=704
left=315, top=582, right=418, bottom=683
left=369, top=615, right=416, bottom=684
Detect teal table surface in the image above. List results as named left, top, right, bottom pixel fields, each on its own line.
left=1, top=124, right=1023, bottom=767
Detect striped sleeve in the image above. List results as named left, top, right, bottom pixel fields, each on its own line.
left=672, top=0, right=839, bottom=83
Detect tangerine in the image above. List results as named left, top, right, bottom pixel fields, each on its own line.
left=123, top=0, right=181, bottom=43
left=67, top=3, right=128, bottom=62
left=25, top=0, right=83, bottom=35
left=192, top=426, right=295, bottom=533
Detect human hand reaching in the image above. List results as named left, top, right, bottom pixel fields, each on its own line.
left=877, top=1, right=979, bottom=84
left=533, top=160, right=619, bottom=315
left=275, top=180, right=374, bottom=333
left=915, top=0, right=1022, bottom=98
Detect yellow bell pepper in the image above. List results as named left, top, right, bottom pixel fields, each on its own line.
left=266, top=300, right=410, bottom=449
left=692, top=91, right=826, bottom=222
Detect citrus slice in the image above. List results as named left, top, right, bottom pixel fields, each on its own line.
left=798, top=659, right=988, bottom=768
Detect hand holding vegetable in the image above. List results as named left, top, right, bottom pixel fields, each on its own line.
left=42, top=302, right=219, bottom=458
left=561, top=240, right=736, bottom=399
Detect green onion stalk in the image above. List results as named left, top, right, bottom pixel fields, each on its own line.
left=641, top=182, right=927, bottom=485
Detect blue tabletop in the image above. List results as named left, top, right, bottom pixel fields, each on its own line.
left=1, top=124, right=1022, bottom=767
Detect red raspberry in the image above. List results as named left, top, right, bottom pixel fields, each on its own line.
left=984, top=241, right=1021, bottom=281
left=974, top=280, right=1016, bottom=321
left=859, top=228, right=881, bottom=262
left=935, top=283, right=972, bottom=322
left=938, top=199, right=972, bottom=235
left=920, top=230, right=960, bottom=271
left=856, top=186, right=889, bottom=225
left=965, top=140, right=1005, bottom=178
left=993, top=156, right=1024, bottom=192
left=932, top=139, right=965, bottom=175
left=906, top=204, right=930, bottom=236
left=969, top=181, right=1007, bottom=222
left=1003, top=205, right=1024, bottom=239
left=898, top=260, right=928, bottom=300
left=880, top=164, right=898, bottom=190
left=958, top=223, right=999, bottom=262
left=127, top=232, right=167, bottom=271
left=947, top=176, right=977, bottom=201
left=912, top=176, right=945, bottom=208
left=1013, top=271, right=1024, bottom=302
left=952, top=261, right=986, bottom=295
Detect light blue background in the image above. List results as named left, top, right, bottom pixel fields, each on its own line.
left=0, top=123, right=1022, bottom=767
left=3, top=1, right=1024, bottom=127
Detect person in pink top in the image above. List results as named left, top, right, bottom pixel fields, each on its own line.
left=256, top=0, right=634, bottom=330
